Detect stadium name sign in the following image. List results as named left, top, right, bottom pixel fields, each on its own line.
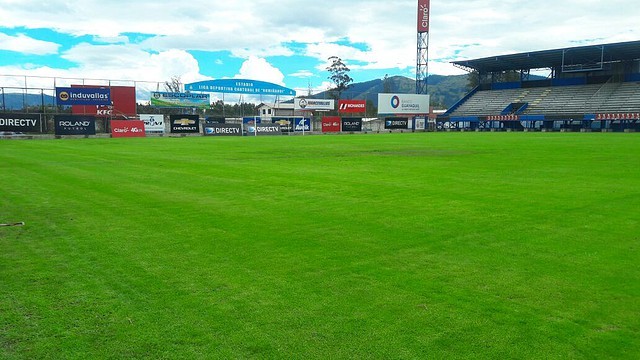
left=185, top=79, right=296, bottom=96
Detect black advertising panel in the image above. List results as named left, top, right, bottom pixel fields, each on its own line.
left=272, top=117, right=293, bottom=132
left=204, top=124, right=242, bottom=136
left=0, top=113, right=41, bottom=132
left=341, top=117, right=362, bottom=132
left=385, top=117, right=409, bottom=129
left=54, top=115, right=96, bottom=135
left=205, top=116, right=225, bottom=124
left=170, top=114, right=200, bottom=133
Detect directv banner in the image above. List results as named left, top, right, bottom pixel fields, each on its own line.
left=342, top=117, right=363, bottom=132
left=169, top=114, right=200, bottom=133
left=56, top=87, right=111, bottom=106
left=385, top=117, right=409, bottom=129
left=204, top=124, right=242, bottom=136
left=140, top=114, right=165, bottom=133
left=378, top=94, right=430, bottom=114
left=54, top=115, right=96, bottom=135
left=151, top=92, right=210, bottom=109
left=294, top=98, right=335, bottom=111
left=248, top=124, right=283, bottom=135
left=0, top=113, right=41, bottom=132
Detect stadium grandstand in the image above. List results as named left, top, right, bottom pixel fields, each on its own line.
left=439, top=40, right=640, bottom=131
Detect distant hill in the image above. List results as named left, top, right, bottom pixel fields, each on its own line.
left=312, top=74, right=472, bottom=109
left=1, top=93, right=56, bottom=110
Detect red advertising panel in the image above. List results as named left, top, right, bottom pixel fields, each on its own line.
left=72, top=86, right=137, bottom=119
left=322, top=116, right=341, bottom=133
left=417, top=0, right=431, bottom=33
left=111, top=120, right=146, bottom=138
left=338, top=100, right=366, bottom=113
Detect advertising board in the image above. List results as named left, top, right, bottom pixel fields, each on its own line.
left=204, top=124, right=242, bottom=136
left=0, top=113, right=41, bottom=132
left=338, top=100, right=366, bottom=113
left=385, top=117, right=409, bottom=129
left=72, top=86, right=136, bottom=118
left=341, top=117, right=363, bottom=132
left=418, top=0, right=431, bottom=33
left=54, top=115, right=96, bottom=135
left=111, top=120, right=146, bottom=138
left=151, top=92, right=210, bottom=109
left=169, top=114, right=200, bottom=133
left=248, top=124, right=283, bottom=135
left=56, top=87, right=111, bottom=106
left=139, top=114, right=165, bottom=133
left=294, top=118, right=311, bottom=132
left=322, top=116, right=341, bottom=133
left=294, top=98, right=335, bottom=111
left=378, top=94, right=430, bottom=115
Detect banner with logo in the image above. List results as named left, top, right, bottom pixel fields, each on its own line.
left=185, top=79, right=296, bottom=96
left=151, top=92, right=210, bottom=109
left=385, top=117, right=409, bottom=129
left=56, top=87, right=111, bottom=106
left=54, top=115, right=96, bottom=135
left=338, top=100, right=366, bottom=113
left=294, top=98, right=335, bottom=111
left=294, top=118, right=311, bottom=132
left=378, top=94, right=430, bottom=115
left=204, top=124, right=242, bottom=136
left=71, top=86, right=136, bottom=118
left=322, top=116, right=341, bottom=133
left=111, top=120, right=146, bottom=138
left=139, top=114, right=165, bottom=133
left=341, top=117, right=363, bottom=132
left=247, top=124, right=283, bottom=136
left=0, top=113, right=41, bottom=132
left=272, top=117, right=293, bottom=132
left=414, top=117, right=426, bottom=130
left=169, top=114, right=200, bottom=133
left=417, top=0, right=431, bottom=33
left=205, top=117, right=226, bottom=124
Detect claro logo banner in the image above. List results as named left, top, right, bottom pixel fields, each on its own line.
left=170, top=114, right=200, bottom=133
left=0, top=113, right=41, bottom=132
left=54, top=115, right=96, bottom=135
left=322, top=116, right=341, bottom=133
left=111, top=120, right=146, bottom=138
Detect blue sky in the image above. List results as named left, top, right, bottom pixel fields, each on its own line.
left=0, top=0, right=638, bottom=100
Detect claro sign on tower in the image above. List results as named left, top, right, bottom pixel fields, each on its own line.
left=417, top=0, right=431, bottom=33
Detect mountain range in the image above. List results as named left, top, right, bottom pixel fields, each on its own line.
left=0, top=74, right=472, bottom=111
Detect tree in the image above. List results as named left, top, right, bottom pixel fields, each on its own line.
left=383, top=74, right=392, bottom=93
left=326, top=56, right=353, bottom=100
left=164, top=75, right=183, bottom=93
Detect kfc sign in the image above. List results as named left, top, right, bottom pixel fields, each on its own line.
left=338, top=100, right=366, bottom=113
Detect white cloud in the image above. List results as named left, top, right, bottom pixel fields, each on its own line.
left=235, top=56, right=285, bottom=85
left=0, top=33, right=60, bottom=55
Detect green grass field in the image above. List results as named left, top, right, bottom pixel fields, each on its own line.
left=1, top=133, right=639, bottom=359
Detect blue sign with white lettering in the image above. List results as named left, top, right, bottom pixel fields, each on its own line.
left=294, top=118, right=311, bottom=132
left=185, top=79, right=296, bottom=96
left=56, top=87, right=111, bottom=105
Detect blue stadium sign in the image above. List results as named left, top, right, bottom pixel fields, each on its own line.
left=185, top=79, right=296, bottom=96
left=56, top=87, right=111, bottom=106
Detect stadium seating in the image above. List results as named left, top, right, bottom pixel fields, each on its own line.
left=448, top=81, right=640, bottom=117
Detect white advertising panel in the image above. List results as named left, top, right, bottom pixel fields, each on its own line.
left=378, top=94, right=430, bottom=115
left=294, top=98, right=335, bottom=111
left=140, top=114, right=165, bottom=133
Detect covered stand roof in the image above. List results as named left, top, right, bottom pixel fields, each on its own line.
left=452, top=40, right=640, bottom=73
